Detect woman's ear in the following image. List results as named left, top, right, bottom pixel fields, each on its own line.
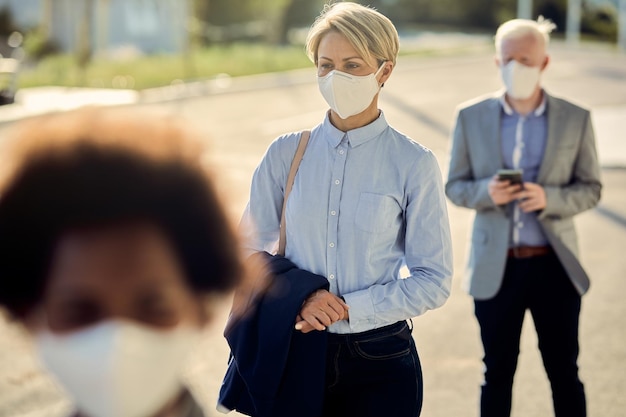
left=379, top=62, right=394, bottom=86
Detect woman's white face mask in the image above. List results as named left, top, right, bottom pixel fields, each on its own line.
left=35, top=320, right=200, bottom=417
left=317, top=62, right=386, bottom=119
left=500, top=60, right=542, bottom=100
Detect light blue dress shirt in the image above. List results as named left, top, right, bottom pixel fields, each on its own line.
left=500, top=94, right=549, bottom=247
left=241, top=111, right=453, bottom=334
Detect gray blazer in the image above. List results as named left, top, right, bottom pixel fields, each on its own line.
left=445, top=91, right=602, bottom=300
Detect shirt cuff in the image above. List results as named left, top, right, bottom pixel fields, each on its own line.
left=343, top=289, right=377, bottom=332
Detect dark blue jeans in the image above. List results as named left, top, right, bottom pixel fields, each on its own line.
left=474, top=252, right=586, bottom=417
left=322, top=321, right=423, bottom=417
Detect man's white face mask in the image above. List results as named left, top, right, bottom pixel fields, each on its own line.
left=36, top=320, right=201, bottom=417
left=317, top=62, right=386, bottom=119
left=500, top=60, right=542, bottom=100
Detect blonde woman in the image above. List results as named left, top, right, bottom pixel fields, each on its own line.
left=241, top=3, right=453, bottom=416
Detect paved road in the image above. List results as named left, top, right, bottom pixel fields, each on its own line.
left=1, top=43, right=625, bottom=417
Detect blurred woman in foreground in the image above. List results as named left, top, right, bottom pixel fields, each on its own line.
left=0, top=108, right=243, bottom=417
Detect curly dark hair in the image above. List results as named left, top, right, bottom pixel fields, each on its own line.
left=0, top=108, right=242, bottom=319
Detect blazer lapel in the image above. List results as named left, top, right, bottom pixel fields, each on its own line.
left=480, top=95, right=504, bottom=173
left=537, top=93, right=564, bottom=183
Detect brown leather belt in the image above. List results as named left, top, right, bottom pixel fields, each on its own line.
left=507, top=246, right=552, bottom=259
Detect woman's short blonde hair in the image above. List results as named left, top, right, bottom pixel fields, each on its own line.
left=305, top=2, right=400, bottom=66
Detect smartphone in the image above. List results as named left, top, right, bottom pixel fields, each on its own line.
left=497, top=169, right=524, bottom=188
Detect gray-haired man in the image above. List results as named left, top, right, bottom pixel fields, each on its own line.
left=446, top=18, right=601, bottom=417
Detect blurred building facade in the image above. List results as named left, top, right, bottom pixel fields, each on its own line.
left=0, top=0, right=189, bottom=55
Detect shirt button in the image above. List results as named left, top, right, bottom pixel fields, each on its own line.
left=329, top=242, right=335, bottom=248
left=329, top=274, right=335, bottom=280
left=330, top=210, right=337, bottom=216
left=334, top=180, right=340, bottom=185
left=339, top=150, right=345, bottom=155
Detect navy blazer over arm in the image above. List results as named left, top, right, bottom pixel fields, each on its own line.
left=218, top=252, right=329, bottom=417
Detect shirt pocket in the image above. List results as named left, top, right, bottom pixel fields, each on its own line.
left=354, top=193, right=399, bottom=233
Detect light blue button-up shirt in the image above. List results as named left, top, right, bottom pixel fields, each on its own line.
left=500, top=94, right=549, bottom=247
left=241, top=111, right=453, bottom=334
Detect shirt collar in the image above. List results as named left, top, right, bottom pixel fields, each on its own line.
left=321, top=111, right=389, bottom=148
left=499, top=90, right=547, bottom=117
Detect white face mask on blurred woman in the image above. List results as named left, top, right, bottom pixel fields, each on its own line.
left=317, top=62, right=385, bottom=119
left=500, top=60, right=542, bottom=100
left=36, top=320, right=201, bottom=417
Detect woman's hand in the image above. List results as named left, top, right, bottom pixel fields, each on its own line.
left=295, top=290, right=349, bottom=333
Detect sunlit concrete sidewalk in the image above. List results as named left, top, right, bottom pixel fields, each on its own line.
left=592, top=106, right=626, bottom=168
left=0, top=86, right=139, bottom=124
left=1, top=84, right=625, bottom=169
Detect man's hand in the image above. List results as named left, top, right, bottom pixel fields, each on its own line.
left=294, top=290, right=349, bottom=333
left=488, top=175, right=523, bottom=205
left=516, top=182, right=547, bottom=213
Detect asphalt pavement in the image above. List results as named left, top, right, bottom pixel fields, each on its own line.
left=0, top=41, right=625, bottom=417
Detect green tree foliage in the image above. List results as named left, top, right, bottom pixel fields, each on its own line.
left=76, top=0, right=95, bottom=84
left=193, top=0, right=295, bottom=43
left=359, top=0, right=515, bottom=29
left=581, top=2, right=618, bottom=41
left=0, top=6, right=19, bottom=37
left=277, top=0, right=327, bottom=44
left=191, top=0, right=618, bottom=43
left=534, top=0, right=568, bottom=30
